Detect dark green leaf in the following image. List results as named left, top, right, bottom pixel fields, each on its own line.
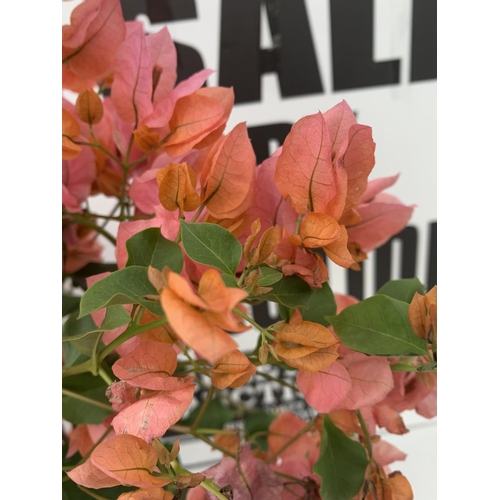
left=376, top=277, right=426, bottom=303
left=417, top=360, right=437, bottom=372
left=301, top=281, right=336, bottom=327
left=62, top=343, right=89, bottom=368
left=125, top=227, right=183, bottom=272
left=62, top=373, right=113, bottom=424
left=181, top=221, right=242, bottom=275
left=278, top=303, right=291, bottom=322
left=313, top=416, right=368, bottom=500
left=79, top=266, right=163, bottom=318
left=63, top=306, right=130, bottom=342
left=220, top=273, right=239, bottom=288
left=327, top=295, right=429, bottom=356
left=69, top=331, right=102, bottom=358
left=63, top=294, right=81, bottom=317
left=256, top=275, right=313, bottom=309
left=181, top=398, right=236, bottom=430
left=101, top=305, right=131, bottom=329
left=63, top=312, right=98, bottom=341
left=258, top=267, right=283, bottom=286
left=63, top=480, right=133, bottom=500
left=244, top=409, right=275, bottom=451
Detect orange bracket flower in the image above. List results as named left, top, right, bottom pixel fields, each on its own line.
left=157, top=268, right=250, bottom=364
left=211, top=349, right=257, bottom=389
left=273, top=319, right=339, bottom=372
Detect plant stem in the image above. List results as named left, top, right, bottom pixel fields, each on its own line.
left=98, top=368, right=113, bottom=386
left=199, top=480, right=231, bottom=500
left=119, top=166, right=129, bottom=220
left=232, top=308, right=276, bottom=341
left=237, top=264, right=253, bottom=287
left=294, top=214, right=303, bottom=236
left=255, top=371, right=299, bottom=392
left=91, top=332, right=104, bottom=375
left=266, top=418, right=315, bottom=464
left=77, top=485, right=111, bottom=500
left=63, top=318, right=166, bottom=378
left=191, top=386, right=215, bottom=432
left=171, top=460, right=230, bottom=500
left=63, top=212, right=117, bottom=245
left=71, top=138, right=125, bottom=169
left=190, top=203, right=206, bottom=223
left=170, top=425, right=237, bottom=436
left=128, top=154, right=150, bottom=169
left=275, top=471, right=309, bottom=485
left=195, top=434, right=237, bottom=459
left=83, top=212, right=154, bottom=222
left=62, top=388, right=113, bottom=412
left=389, top=363, right=420, bottom=372
left=356, top=409, right=373, bottom=459
left=62, top=359, right=93, bottom=377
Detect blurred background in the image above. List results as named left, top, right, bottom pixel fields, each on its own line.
left=63, top=1, right=437, bottom=497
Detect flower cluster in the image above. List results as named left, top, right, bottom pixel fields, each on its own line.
left=62, top=2, right=436, bottom=499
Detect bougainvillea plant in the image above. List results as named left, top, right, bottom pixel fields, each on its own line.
left=62, top=1, right=437, bottom=499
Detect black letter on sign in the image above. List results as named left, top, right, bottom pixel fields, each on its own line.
left=174, top=42, right=205, bottom=85
left=219, top=0, right=323, bottom=103
left=375, top=226, right=418, bottom=290
left=427, top=222, right=437, bottom=289
left=120, top=0, right=196, bottom=23
left=247, top=123, right=292, bottom=163
left=410, top=0, right=437, bottom=81
left=347, top=263, right=365, bottom=301
left=329, top=0, right=400, bottom=90
left=119, top=1, right=204, bottom=85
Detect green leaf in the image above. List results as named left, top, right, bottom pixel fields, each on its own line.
left=181, top=221, right=242, bottom=275
left=62, top=343, right=89, bottom=369
left=220, top=273, right=239, bottom=288
left=258, top=267, right=283, bottom=286
left=256, top=275, right=313, bottom=309
left=69, top=331, right=102, bottom=358
left=376, top=277, right=426, bottom=303
left=181, top=398, right=236, bottom=430
left=417, top=360, right=437, bottom=372
left=101, top=305, right=132, bottom=329
left=62, top=311, right=98, bottom=341
left=125, top=227, right=183, bottom=272
left=278, top=303, right=291, bottom=322
left=63, top=479, right=133, bottom=500
left=313, top=416, right=368, bottom=500
left=301, top=281, right=336, bottom=327
left=244, top=409, right=275, bottom=451
left=63, top=306, right=130, bottom=342
left=63, top=294, right=81, bottom=317
left=62, top=373, right=113, bottom=424
left=327, top=295, right=429, bottom=356
left=79, top=266, right=163, bottom=318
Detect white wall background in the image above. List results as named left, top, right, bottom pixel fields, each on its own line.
left=63, top=1, right=437, bottom=498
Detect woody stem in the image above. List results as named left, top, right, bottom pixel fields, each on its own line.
left=76, top=486, right=110, bottom=500
left=63, top=211, right=117, bottom=245
left=98, top=318, right=167, bottom=360
left=191, top=385, right=215, bottom=432
left=255, top=371, right=299, bottom=392
left=190, top=203, right=206, bottom=224
left=356, top=409, right=373, bottom=459
left=294, top=214, right=303, bottom=236
left=232, top=308, right=276, bottom=341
